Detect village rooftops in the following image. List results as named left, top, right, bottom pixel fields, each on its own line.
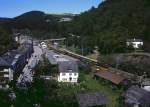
left=58, top=61, right=78, bottom=73
left=47, top=51, right=70, bottom=64
left=125, top=86, right=150, bottom=106
left=76, top=92, right=110, bottom=107
left=0, top=51, right=18, bottom=67
left=94, top=71, right=126, bottom=85
left=19, top=36, right=33, bottom=44
left=17, top=43, right=33, bottom=54
left=47, top=50, right=58, bottom=65
left=0, top=57, right=10, bottom=67
left=0, top=43, right=33, bottom=68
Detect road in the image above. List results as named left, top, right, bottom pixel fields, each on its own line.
left=17, top=45, right=43, bottom=86
left=125, top=52, right=150, bottom=57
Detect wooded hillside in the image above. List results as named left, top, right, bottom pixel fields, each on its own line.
left=66, top=0, right=150, bottom=53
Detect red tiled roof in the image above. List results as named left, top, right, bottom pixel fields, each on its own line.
left=94, top=71, right=126, bottom=85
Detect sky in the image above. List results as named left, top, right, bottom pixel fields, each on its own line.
left=0, top=0, right=102, bottom=18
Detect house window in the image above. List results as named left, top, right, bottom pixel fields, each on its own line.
left=73, top=78, right=77, bottom=81
left=69, top=73, right=72, bottom=76
left=62, top=73, right=66, bottom=76
left=4, top=69, right=9, bottom=72
left=62, top=78, right=67, bottom=81
left=74, top=73, right=77, bottom=76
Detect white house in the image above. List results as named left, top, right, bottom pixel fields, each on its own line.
left=57, top=61, right=78, bottom=83
left=59, top=17, right=72, bottom=22
left=46, top=50, right=79, bottom=83
left=0, top=58, right=14, bottom=89
left=126, top=38, right=143, bottom=49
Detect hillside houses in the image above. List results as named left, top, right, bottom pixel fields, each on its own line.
left=46, top=50, right=79, bottom=83
left=57, top=61, right=78, bottom=82
left=0, top=36, right=33, bottom=89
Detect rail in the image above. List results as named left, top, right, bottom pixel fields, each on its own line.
left=49, top=46, right=99, bottom=65
left=49, top=46, right=142, bottom=80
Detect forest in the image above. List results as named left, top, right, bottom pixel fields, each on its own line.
left=65, top=0, right=150, bottom=54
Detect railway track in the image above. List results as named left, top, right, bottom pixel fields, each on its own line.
left=49, top=46, right=137, bottom=80
left=49, top=46, right=99, bottom=64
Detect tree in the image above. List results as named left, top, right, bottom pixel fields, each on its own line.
left=0, top=26, right=13, bottom=55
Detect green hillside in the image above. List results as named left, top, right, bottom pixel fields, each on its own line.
left=0, top=11, right=75, bottom=39
left=1, top=0, right=150, bottom=54
left=66, top=0, right=150, bottom=54
left=10, top=11, right=59, bottom=31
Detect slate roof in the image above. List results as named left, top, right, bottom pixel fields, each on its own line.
left=0, top=57, right=9, bottom=67
left=125, top=86, right=150, bottom=106
left=47, top=50, right=58, bottom=65
left=0, top=43, right=33, bottom=68
left=94, top=71, right=126, bottom=85
left=58, top=61, right=78, bottom=73
left=17, top=43, right=32, bottom=54
left=76, top=92, right=109, bottom=107
left=0, top=51, right=17, bottom=67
